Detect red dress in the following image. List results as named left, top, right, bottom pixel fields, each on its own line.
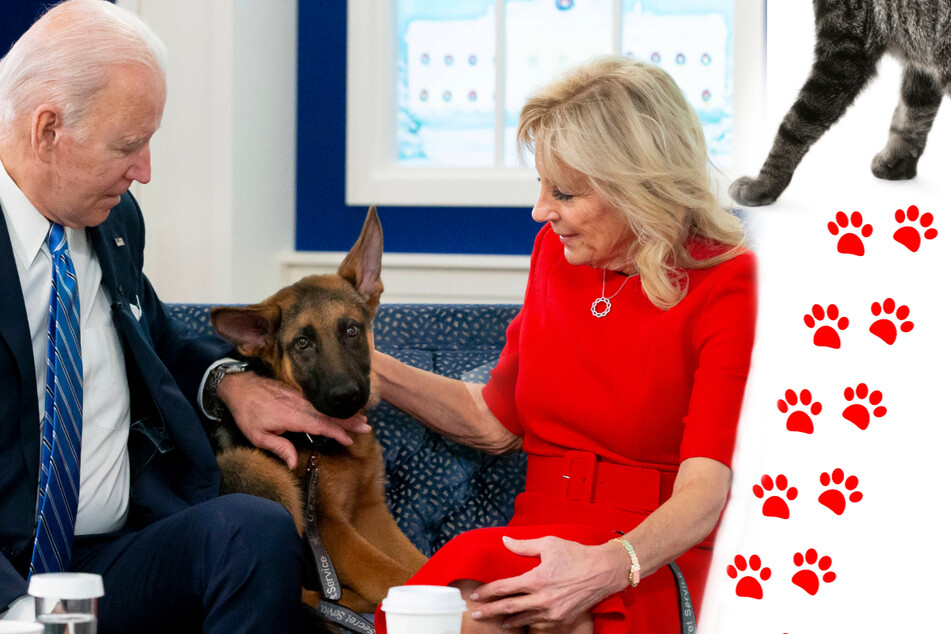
left=376, top=224, right=757, bottom=632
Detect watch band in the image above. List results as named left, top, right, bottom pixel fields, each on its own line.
left=203, top=361, right=249, bottom=420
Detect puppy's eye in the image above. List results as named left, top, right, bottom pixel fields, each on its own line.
left=294, top=336, right=310, bottom=350
left=345, top=325, right=360, bottom=338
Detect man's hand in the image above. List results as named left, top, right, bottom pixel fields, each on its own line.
left=216, top=372, right=371, bottom=469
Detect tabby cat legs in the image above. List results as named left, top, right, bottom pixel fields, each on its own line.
left=871, top=66, right=944, bottom=181
left=730, top=33, right=883, bottom=206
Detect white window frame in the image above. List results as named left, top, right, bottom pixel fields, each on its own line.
left=346, top=0, right=766, bottom=208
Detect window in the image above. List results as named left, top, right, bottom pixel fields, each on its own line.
left=347, top=0, right=764, bottom=207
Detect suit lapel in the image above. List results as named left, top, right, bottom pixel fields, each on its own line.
left=0, top=203, right=41, bottom=479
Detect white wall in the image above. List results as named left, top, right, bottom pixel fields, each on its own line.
left=117, top=0, right=297, bottom=304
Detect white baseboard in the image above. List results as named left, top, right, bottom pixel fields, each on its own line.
left=280, top=251, right=530, bottom=304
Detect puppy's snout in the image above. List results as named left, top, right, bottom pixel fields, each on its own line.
left=328, top=382, right=364, bottom=414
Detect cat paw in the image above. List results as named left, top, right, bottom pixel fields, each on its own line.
left=777, top=388, right=821, bottom=434
left=803, top=304, right=848, bottom=349
left=869, top=298, right=914, bottom=345
left=729, top=176, right=785, bottom=207
left=791, top=549, right=836, bottom=596
left=753, top=473, right=798, bottom=519
left=727, top=554, right=771, bottom=599
left=871, top=148, right=919, bottom=181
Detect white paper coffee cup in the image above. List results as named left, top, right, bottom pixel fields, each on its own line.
left=381, top=585, right=467, bottom=634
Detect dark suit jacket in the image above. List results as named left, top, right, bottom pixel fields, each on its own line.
left=0, top=193, right=232, bottom=607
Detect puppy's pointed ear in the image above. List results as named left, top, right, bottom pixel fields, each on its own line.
left=338, top=206, right=384, bottom=311
left=210, top=304, right=282, bottom=358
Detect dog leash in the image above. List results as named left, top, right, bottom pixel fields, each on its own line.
left=318, top=600, right=375, bottom=633
left=305, top=449, right=377, bottom=634
left=669, top=561, right=697, bottom=634
left=305, top=451, right=342, bottom=601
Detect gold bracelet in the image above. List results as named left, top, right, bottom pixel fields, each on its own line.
left=612, top=537, right=641, bottom=588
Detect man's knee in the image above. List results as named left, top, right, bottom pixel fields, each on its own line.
left=206, top=494, right=301, bottom=564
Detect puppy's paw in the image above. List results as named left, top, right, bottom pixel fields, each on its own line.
left=729, top=175, right=782, bottom=207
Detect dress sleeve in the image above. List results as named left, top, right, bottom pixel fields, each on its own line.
left=482, top=309, right=524, bottom=436
left=679, top=251, right=757, bottom=466
left=480, top=224, right=552, bottom=437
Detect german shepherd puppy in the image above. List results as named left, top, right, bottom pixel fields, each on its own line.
left=208, top=207, right=428, bottom=613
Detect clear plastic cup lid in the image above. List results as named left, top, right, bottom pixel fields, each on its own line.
left=381, top=585, right=467, bottom=615
left=28, top=573, right=104, bottom=599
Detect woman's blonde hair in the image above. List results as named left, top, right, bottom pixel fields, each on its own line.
left=517, top=55, right=746, bottom=310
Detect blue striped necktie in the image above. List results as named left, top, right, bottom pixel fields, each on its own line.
left=29, top=223, right=83, bottom=577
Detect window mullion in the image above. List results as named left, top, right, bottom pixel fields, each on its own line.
left=613, top=0, right=622, bottom=54
left=495, top=0, right=506, bottom=167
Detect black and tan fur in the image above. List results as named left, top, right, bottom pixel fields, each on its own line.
left=209, top=208, right=428, bottom=613
left=731, top=0, right=951, bottom=206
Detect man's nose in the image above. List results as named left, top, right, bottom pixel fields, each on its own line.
left=127, top=145, right=151, bottom=184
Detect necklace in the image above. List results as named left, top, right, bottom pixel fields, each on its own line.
left=591, top=270, right=634, bottom=318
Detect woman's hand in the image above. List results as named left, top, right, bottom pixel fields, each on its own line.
left=218, top=372, right=371, bottom=469
left=469, top=535, right=630, bottom=629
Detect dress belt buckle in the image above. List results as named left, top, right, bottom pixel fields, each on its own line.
left=562, top=450, right=597, bottom=503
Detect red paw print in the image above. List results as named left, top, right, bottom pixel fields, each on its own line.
left=842, top=383, right=886, bottom=430
left=753, top=474, right=798, bottom=519
left=818, top=468, right=863, bottom=515
left=893, top=205, right=937, bottom=252
left=827, top=211, right=873, bottom=256
left=777, top=389, right=822, bottom=434
left=803, top=304, right=848, bottom=349
left=727, top=554, right=771, bottom=599
left=869, top=298, right=914, bottom=345
left=791, top=549, right=836, bottom=596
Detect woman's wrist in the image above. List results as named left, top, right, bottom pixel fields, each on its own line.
left=611, top=537, right=641, bottom=588
left=598, top=540, right=636, bottom=593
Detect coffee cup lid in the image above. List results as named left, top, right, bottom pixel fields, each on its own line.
left=0, top=623, right=44, bottom=633
left=381, top=585, right=467, bottom=615
left=28, top=572, right=104, bottom=599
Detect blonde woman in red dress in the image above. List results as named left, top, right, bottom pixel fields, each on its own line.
left=372, top=55, right=756, bottom=633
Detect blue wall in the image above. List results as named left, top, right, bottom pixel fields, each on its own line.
left=0, top=3, right=47, bottom=58
left=295, top=2, right=539, bottom=255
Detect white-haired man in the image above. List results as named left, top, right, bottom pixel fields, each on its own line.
left=0, top=1, right=365, bottom=631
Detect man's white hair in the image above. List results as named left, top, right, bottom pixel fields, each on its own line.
left=0, top=0, right=167, bottom=143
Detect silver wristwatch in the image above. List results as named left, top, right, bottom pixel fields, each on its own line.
left=203, top=361, right=249, bottom=420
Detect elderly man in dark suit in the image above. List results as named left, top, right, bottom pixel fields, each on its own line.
left=0, top=1, right=367, bottom=631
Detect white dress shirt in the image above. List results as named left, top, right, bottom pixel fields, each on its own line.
left=0, top=156, right=131, bottom=537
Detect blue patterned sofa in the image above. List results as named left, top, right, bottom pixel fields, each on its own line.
left=167, top=302, right=526, bottom=555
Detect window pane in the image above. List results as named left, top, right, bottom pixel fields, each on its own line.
left=397, top=0, right=497, bottom=166
left=503, top=0, right=614, bottom=167
left=621, top=0, right=735, bottom=166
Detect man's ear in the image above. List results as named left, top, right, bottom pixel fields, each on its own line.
left=30, top=105, right=63, bottom=161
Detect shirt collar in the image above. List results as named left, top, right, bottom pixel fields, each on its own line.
left=0, top=152, right=53, bottom=269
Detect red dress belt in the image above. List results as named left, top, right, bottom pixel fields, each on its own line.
left=525, top=451, right=718, bottom=549
left=525, top=451, right=677, bottom=514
